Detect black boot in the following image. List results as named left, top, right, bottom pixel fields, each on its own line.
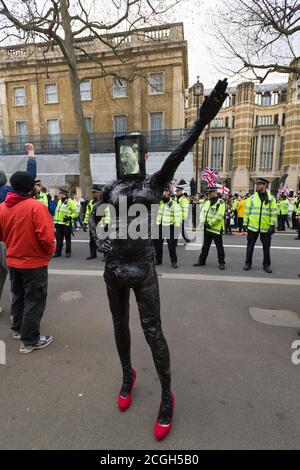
left=193, top=260, right=205, bottom=267
left=263, top=265, right=272, bottom=274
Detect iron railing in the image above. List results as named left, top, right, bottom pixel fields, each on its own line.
left=0, top=128, right=189, bottom=155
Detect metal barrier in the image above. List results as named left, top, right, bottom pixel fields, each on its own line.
left=0, top=128, right=189, bottom=155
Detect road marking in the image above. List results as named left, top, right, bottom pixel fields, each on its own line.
left=72, top=239, right=300, bottom=250
left=48, top=269, right=300, bottom=286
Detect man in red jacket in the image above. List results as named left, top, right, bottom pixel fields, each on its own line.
left=0, top=171, right=56, bottom=353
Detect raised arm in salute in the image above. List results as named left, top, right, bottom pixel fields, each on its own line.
left=91, top=79, right=228, bottom=441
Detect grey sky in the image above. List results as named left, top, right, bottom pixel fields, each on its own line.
left=172, top=0, right=289, bottom=89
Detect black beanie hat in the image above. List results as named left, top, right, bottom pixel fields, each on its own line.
left=10, top=171, right=35, bottom=193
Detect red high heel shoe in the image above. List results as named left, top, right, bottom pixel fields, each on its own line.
left=118, top=370, right=137, bottom=411
left=154, top=394, right=175, bottom=441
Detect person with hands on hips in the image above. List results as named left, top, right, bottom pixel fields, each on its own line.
left=53, top=187, right=79, bottom=258
left=243, top=178, right=277, bottom=273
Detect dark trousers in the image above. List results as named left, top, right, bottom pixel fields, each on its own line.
left=234, top=210, right=238, bottom=228
left=297, top=219, right=300, bottom=239
left=238, top=217, right=244, bottom=233
left=225, top=218, right=232, bottom=234
left=104, top=261, right=171, bottom=393
left=199, top=230, right=225, bottom=264
left=245, top=230, right=271, bottom=267
left=277, top=215, right=285, bottom=231
left=154, top=225, right=178, bottom=264
left=55, top=224, right=72, bottom=255
left=181, top=220, right=190, bottom=242
left=10, top=267, right=48, bottom=346
left=292, top=212, right=297, bottom=229
left=89, top=229, right=97, bottom=257
left=284, top=214, right=290, bottom=228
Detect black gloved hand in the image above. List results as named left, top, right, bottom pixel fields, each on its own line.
left=82, top=223, right=87, bottom=232
left=204, top=222, right=211, bottom=230
left=268, top=226, right=275, bottom=235
left=63, top=216, right=72, bottom=223
left=199, top=79, right=228, bottom=126
left=97, top=239, right=112, bottom=253
left=243, top=226, right=248, bottom=233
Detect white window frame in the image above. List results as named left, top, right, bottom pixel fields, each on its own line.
left=149, top=111, right=164, bottom=144
left=80, top=80, right=92, bottom=101
left=84, top=116, right=93, bottom=133
left=148, top=72, right=165, bottom=95
left=47, top=119, right=60, bottom=149
left=113, top=78, right=127, bottom=98
left=210, top=136, right=224, bottom=171
left=45, top=83, right=58, bottom=104
left=15, top=120, right=28, bottom=151
left=259, top=135, right=275, bottom=171
left=113, top=114, right=127, bottom=134
left=13, top=86, right=26, bottom=106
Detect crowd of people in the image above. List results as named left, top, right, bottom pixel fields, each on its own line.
left=0, top=79, right=299, bottom=442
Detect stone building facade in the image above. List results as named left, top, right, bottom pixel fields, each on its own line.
left=186, top=64, right=300, bottom=194
left=0, top=23, right=188, bottom=151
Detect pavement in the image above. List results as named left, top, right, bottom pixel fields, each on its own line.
left=0, top=229, right=300, bottom=450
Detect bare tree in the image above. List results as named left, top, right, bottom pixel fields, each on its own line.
left=210, top=0, right=300, bottom=83
left=0, top=0, right=181, bottom=196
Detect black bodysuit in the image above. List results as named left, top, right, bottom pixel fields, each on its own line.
left=90, top=80, right=228, bottom=401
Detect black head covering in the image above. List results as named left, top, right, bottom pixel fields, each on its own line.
left=10, top=171, right=35, bottom=193
left=256, top=178, right=269, bottom=184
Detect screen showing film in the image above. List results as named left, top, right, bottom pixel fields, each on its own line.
left=115, top=134, right=146, bottom=179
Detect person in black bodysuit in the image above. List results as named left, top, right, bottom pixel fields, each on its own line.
left=90, top=79, right=228, bottom=441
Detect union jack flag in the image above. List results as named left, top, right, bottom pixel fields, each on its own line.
left=201, top=167, right=221, bottom=187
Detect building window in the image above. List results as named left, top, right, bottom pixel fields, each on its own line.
left=80, top=81, right=91, bottom=101
left=203, top=138, right=209, bottom=168
left=211, top=137, right=224, bottom=171
left=282, top=113, right=286, bottom=127
left=47, top=119, right=60, bottom=150
left=272, top=93, right=279, bottom=105
left=227, top=138, right=234, bottom=171
left=14, top=87, right=26, bottom=106
left=114, top=115, right=127, bottom=135
left=16, top=121, right=28, bottom=150
left=45, top=84, right=58, bottom=103
left=278, top=136, right=285, bottom=170
left=84, top=117, right=93, bottom=133
left=250, top=136, right=258, bottom=171
left=232, top=116, right=235, bottom=129
left=225, top=117, right=229, bottom=128
left=113, top=78, right=127, bottom=98
left=149, top=73, right=164, bottom=94
left=257, top=115, right=273, bottom=126
left=261, top=94, right=271, bottom=106
left=211, top=118, right=224, bottom=128
left=274, top=114, right=279, bottom=125
left=150, top=112, right=163, bottom=144
left=259, top=135, right=275, bottom=170
left=223, top=94, right=235, bottom=108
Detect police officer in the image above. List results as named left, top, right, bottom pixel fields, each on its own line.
left=293, top=192, right=300, bottom=239
left=35, top=179, right=48, bottom=207
left=176, top=184, right=190, bottom=242
left=193, top=186, right=226, bottom=270
left=277, top=194, right=289, bottom=231
left=243, top=178, right=277, bottom=273
left=53, top=187, right=79, bottom=258
left=154, top=188, right=181, bottom=269
left=83, top=185, right=102, bottom=260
